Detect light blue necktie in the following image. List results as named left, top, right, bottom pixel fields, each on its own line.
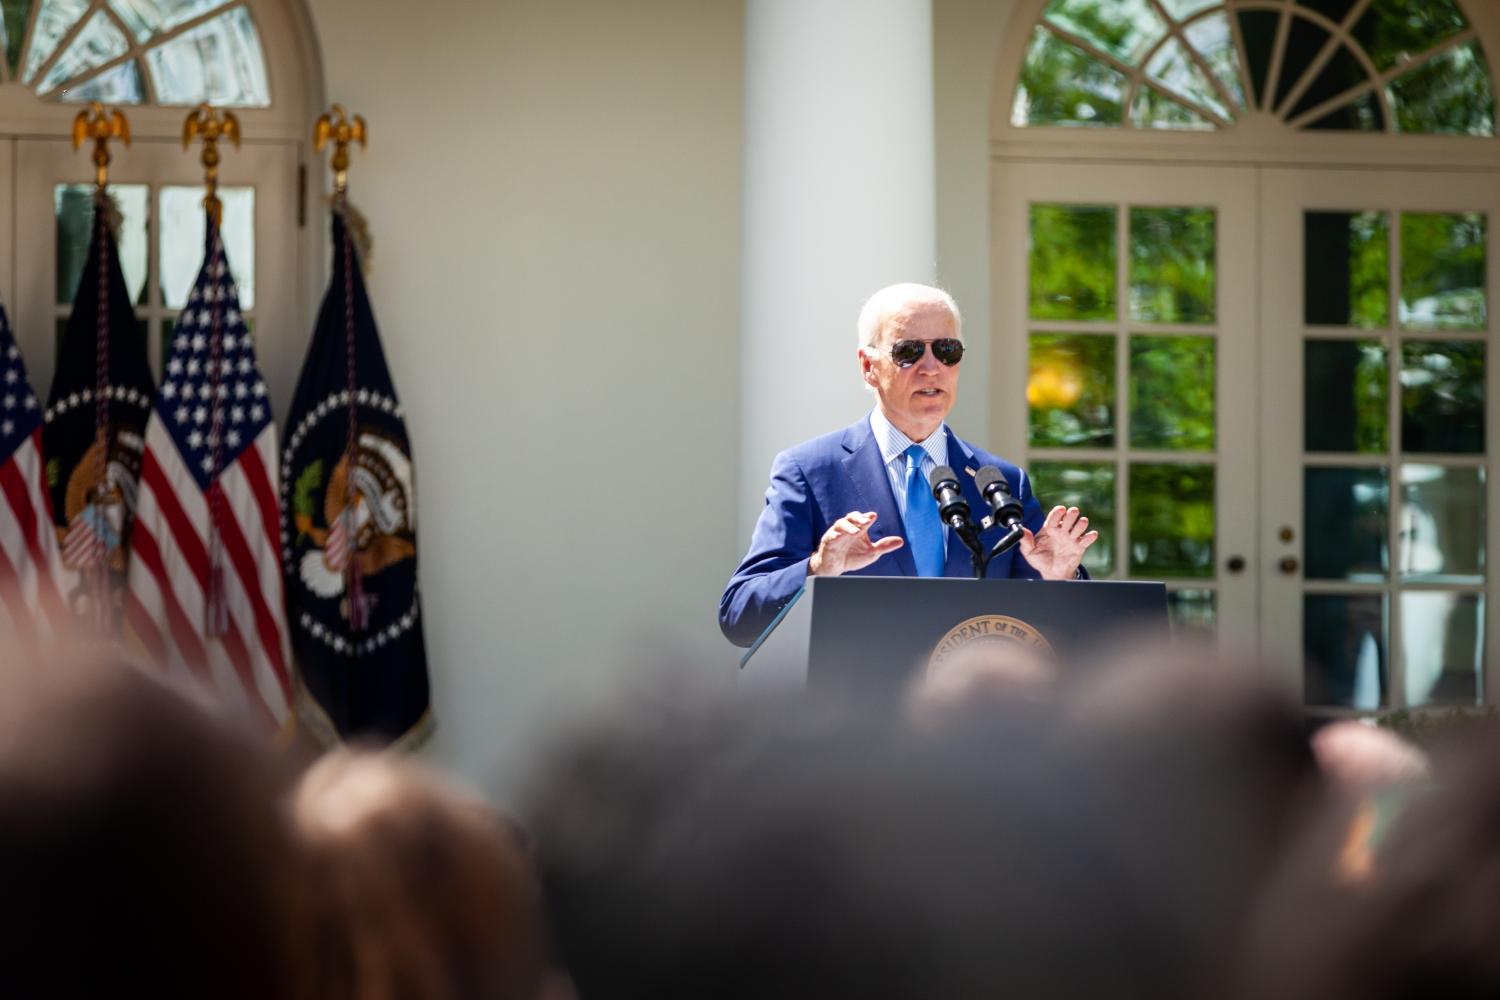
left=902, top=444, right=946, bottom=577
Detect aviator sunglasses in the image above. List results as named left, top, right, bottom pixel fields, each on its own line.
left=884, top=338, right=965, bottom=368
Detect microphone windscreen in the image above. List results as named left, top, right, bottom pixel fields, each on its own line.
left=974, top=466, right=1005, bottom=494
left=929, top=465, right=959, bottom=490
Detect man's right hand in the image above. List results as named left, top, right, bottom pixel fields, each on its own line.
left=808, top=510, right=904, bottom=577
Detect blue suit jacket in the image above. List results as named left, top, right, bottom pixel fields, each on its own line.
left=719, top=416, right=1050, bottom=647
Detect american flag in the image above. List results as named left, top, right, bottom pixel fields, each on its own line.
left=0, top=307, right=67, bottom=637
left=125, top=219, right=292, bottom=729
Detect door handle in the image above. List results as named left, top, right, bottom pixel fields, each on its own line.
left=1279, top=556, right=1300, bottom=575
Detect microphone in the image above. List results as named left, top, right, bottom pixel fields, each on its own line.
left=975, top=466, right=1025, bottom=531
left=928, top=465, right=975, bottom=533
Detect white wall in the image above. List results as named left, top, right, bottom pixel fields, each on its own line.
left=304, top=0, right=745, bottom=800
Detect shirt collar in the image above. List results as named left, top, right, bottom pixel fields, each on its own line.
left=869, top=407, right=948, bottom=470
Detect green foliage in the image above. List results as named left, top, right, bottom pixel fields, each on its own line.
left=1014, top=27, right=1126, bottom=128
left=1348, top=212, right=1390, bottom=328
left=1042, top=0, right=1162, bottom=65
left=1029, top=203, right=1116, bottom=321
left=292, top=459, right=324, bottom=534
left=1401, top=212, right=1487, bottom=330
left=1389, top=42, right=1495, bottom=136
left=1352, top=0, right=1468, bottom=72
left=1130, top=207, right=1216, bottom=324
left=1029, top=460, right=1115, bottom=576
left=1129, top=462, right=1215, bottom=577
left=1130, top=336, right=1215, bottom=451
left=1028, top=333, right=1115, bottom=448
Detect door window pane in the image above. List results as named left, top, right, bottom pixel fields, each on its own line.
left=1402, top=592, right=1483, bottom=707
left=1401, top=340, right=1484, bottom=453
left=145, top=4, right=269, bottom=107
left=1168, top=588, right=1216, bottom=634
left=55, top=183, right=148, bottom=306
left=159, top=185, right=254, bottom=309
left=1305, top=467, right=1389, bottom=581
left=1400, top=212, right=1486, bottom=331
left=1351, top=0, right=1467, bottom=72
left=1041, top=0, right=1164, bottom=66
left=1145, top=38, right=1231, bottom=121
left=1387, top=42, right=1496, bottom=138
left=1129, top=334, right=1214, bottom=450
left=1305, top=339, right=1388, bottom=453
left=1131, top=85, right=1214, bottom=131
left=1304, top=211, right=1389, bottom=328
left=1012, top=27, right=1127, bottom=128
left=1305, top=593, right=1387, bottom=709
left=1029, top=461, right=1115, bottom=577
left=37, top=9, right=126, bottom=94
left=1028, top=333, right=1114, bottom=447
left=1400, top=465, right=1485, bottom=583
left=1129, top=206, right=1216, bottom=323
left=1029, top=203, right=1116, bottom=321
left=1129, top=462, right=1214, bottom=577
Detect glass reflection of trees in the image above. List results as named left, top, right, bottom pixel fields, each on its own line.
left=1014, top=0, right=1495, bottom=135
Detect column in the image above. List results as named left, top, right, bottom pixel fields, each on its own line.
left=739, top=0, right=937, bottom=537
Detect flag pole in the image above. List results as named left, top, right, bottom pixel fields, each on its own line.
left=182, top=104, right=241, bottom=636
left=71, top=103, right=130, bottom=637
left=314, top=105, right=372, bottom=633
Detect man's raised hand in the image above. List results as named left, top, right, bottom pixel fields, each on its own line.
left=1018, top=505, right=1098, bottom=581
left=808, top=510, right=904, bottom=577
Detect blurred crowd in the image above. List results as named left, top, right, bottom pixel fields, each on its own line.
left=2, top=631, right=1496, bottom=1000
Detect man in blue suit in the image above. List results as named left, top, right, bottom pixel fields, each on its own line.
left=720, top=283, right=1097, bottom=648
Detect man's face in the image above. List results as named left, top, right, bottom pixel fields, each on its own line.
left=860, top=301, right=961, bottom=441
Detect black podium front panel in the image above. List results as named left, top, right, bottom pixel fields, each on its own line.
left=741, top=576, right=1169, bottom=700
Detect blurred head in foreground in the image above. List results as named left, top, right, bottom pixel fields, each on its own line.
left=906, top=634, right=1057, bottom=727
left=0, top=650, right=297, bottom=999
left=290, top=750, right=548, bottom=1000
left=527, top=686, right=1273, bottom=1000
left=1233, top=726, right=1500, bottom=1000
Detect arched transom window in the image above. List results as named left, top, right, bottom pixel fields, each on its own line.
left=1012, top=0, right=1495, bottom=135
left=2, top=0, right=269, bottom=106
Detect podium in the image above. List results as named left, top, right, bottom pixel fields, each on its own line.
left=740, top=576, right=1169, bottom=699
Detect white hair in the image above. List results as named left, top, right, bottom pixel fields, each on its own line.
left=856, top=283, right=963, bottom=349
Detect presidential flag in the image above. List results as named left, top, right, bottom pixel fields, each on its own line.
left=43, top=192, right=155, bottom=632
left=282, top=210, right=431, bottom=747
left=0, top=306, right=68, bottom=635
left=125, top=216, right=292, bottom=730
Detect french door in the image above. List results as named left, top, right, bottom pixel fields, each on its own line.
left=997, top=159, right=1499, bottom=715
left=993, top=161, right=1259, bottom=638
left=1260, top=168, right=1499, bottom=715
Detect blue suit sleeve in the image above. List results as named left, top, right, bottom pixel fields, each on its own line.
left=719, top=451, right=823, bottom=647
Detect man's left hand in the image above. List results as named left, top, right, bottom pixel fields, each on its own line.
left=1018, top=506, right=1098, bottom=581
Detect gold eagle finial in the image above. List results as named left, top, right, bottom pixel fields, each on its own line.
left=181, top=103, right=241, bottom=227
left=313, top=104, right=367, bottom=196
left=72, top=103, right=130, bottom=189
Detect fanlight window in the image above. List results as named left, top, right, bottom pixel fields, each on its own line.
left=1013, top=0, right=1495, bottom=135
left=0, top=0, right=269, bottom=106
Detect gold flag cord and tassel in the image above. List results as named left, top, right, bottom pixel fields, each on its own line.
left=70, top=103, right=129, bottom=638
left=314, top=105, right=372, bottom=635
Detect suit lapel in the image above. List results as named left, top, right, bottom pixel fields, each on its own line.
left=842, top=417, right=916, bottom=576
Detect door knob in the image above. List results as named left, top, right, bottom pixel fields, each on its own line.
left=1279, top=556, right=1300, bottom=575
left=1226, top=555, right=1246, bottom=574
